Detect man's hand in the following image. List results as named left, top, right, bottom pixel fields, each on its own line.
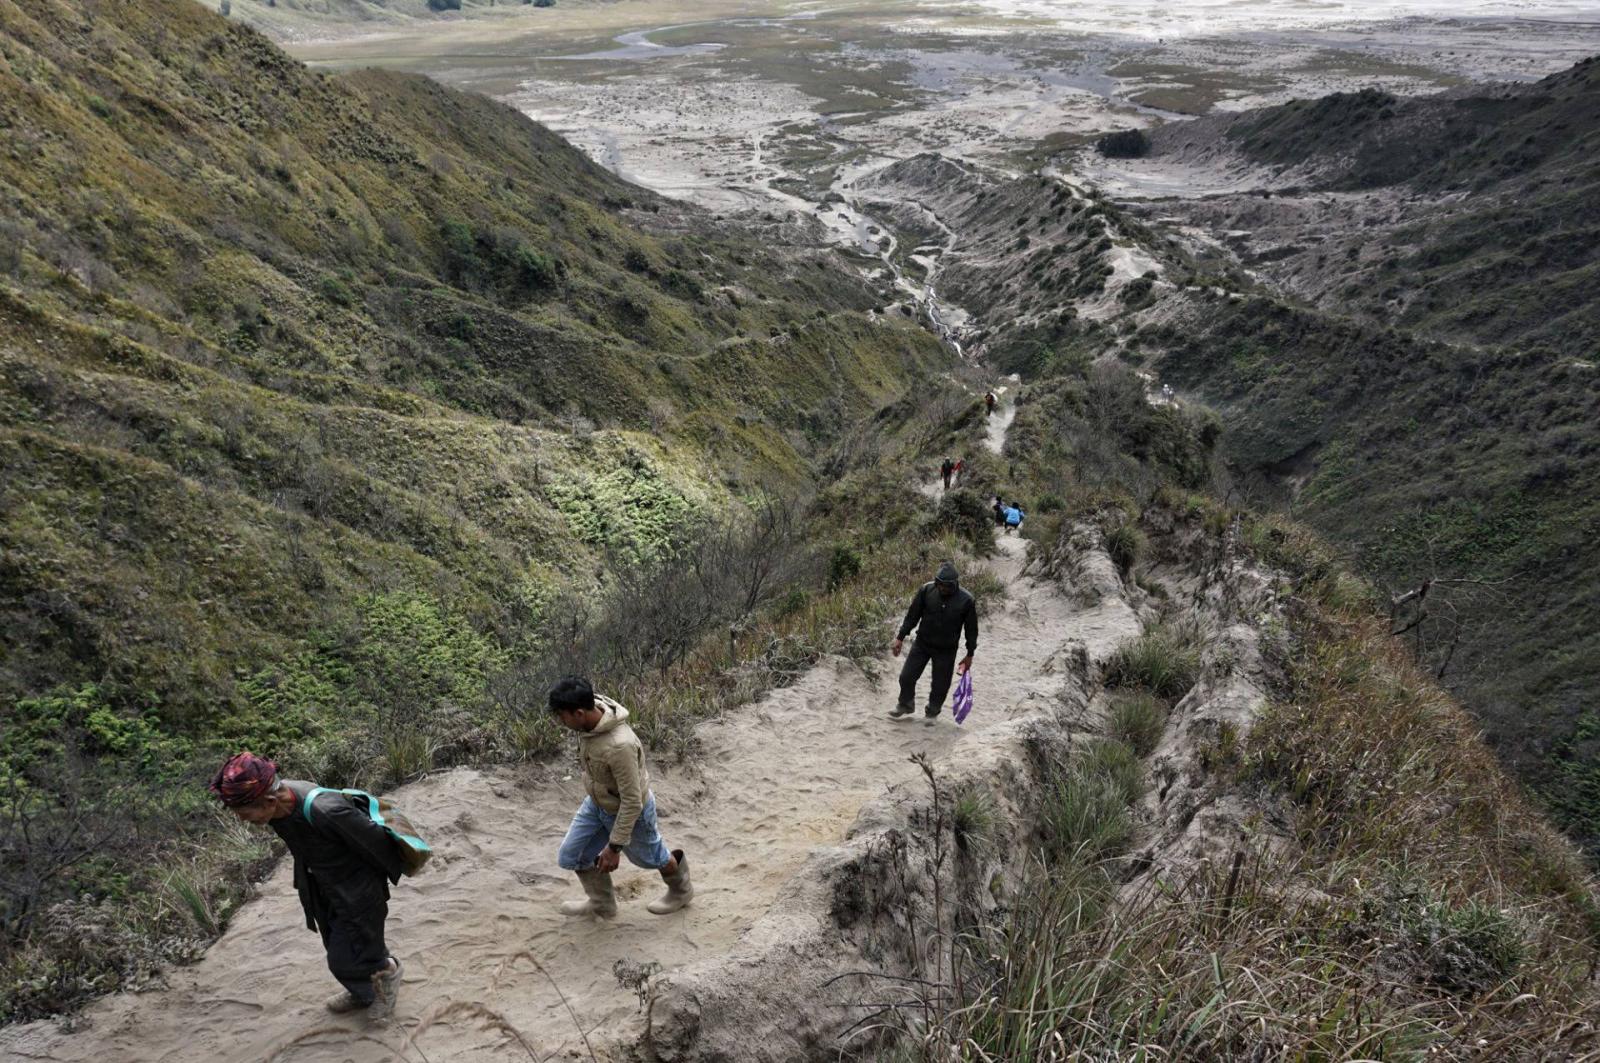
left=957, top=655, right=973, bottom=676
left=892, top=637, right=904, bottom=658
left=595, top=847, right=621, bottom=873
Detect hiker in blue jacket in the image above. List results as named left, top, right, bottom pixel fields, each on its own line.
left=211, top=752, right=405, bottom=1023
left=1003, top=504, right=1025, bottom=535
left=891, top=560, right=978, bottom=725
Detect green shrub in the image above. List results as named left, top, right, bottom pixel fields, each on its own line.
left=1107, top=691, right=1168, bottom=756
left=1041, top=738, right=1145, bottom=865
left=934, top=488, right=996, bottom=553
left=1105, top=523, right=1145, bottom=573
left=773, top=587, right=810, bottom=619
left=1413, top=898, right=1526, bottom=993
left=827, top=543, right=862, bottom=589
left=382, top=729, right=436, bottom=787
left=1077, top=738, right=1146, bottom=805
left=512, top=245, right=561, bottom=291
left=318, top=274, right=354, bottom=307
left=1042, top=770, right=1133, bottom=865
left=953, top=788, right=995, bottom=851
left=1103, top=616, right=1207, bottom=699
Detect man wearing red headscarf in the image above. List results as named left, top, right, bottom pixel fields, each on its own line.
left=210, top=753, right=406, bottom=1023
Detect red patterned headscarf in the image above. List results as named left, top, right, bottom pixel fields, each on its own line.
left=209, top=752, right=279, bottom=807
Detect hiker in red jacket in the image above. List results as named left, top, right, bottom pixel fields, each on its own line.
left=210, top=752, right=405, bottom=1024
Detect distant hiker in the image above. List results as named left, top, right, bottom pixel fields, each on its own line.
left=940, top=457, right=955, bottom=490
left=550, top=676, right=693, bottom=918
left=890, top=560, right=978, bottom=725
left=210, top=752, right=406, bottom=1023
left=985, top=391, right=997, bottom=416
left=1003, top=504, right=1025, bottom=535
left=993, top=496, right=1006, bottom=526
left=954, top=457, right=966, bottom=480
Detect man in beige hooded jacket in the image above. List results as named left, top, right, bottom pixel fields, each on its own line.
left=549, top=675, right=692, bottom=918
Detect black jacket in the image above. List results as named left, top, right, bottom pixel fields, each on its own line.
left=272, top=780, right=405, bottom=931
left=898, top=582, right=978, bottom=655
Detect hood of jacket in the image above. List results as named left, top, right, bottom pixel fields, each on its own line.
left=583, top=694, right=629, bottom=738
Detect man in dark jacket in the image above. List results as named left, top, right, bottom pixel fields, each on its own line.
left=940, top=457, right=955, bottom=490
left=210, top=752, right=406, bottom=1023
left=890, top=560, right=978, bottom=725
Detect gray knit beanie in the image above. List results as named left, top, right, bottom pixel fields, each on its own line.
left=935, top=560, right=960, bottom=585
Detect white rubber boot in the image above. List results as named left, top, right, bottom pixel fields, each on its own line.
left=647, top=850, right=693, bottom=915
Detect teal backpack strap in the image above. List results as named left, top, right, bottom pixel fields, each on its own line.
left=301, top=786, right=330, bottom=823
left=346, top=789, right=386, bottom=828
left=306, top=787, right=432, bottom=855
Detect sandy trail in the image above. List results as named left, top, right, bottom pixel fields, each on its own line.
left=921, top=379, right=1016, bottom=499
left=0, top=414, right=1130, bottom=1063
left=983, top=379, right=1018, bottom=455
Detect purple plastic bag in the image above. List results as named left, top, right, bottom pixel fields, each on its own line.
left=952, top=671, right=974, bottom=725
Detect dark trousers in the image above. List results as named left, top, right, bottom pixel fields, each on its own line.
left=899, top=641, right=957, bottom=716
left=313, top=878, right=390, bottom=1003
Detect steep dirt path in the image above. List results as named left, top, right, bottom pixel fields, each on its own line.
left=920, top=379, right=1016, bottom=500
left=0, top=414, right=1134, bottom=1063
left=983, top=376, right=1018, bottom=455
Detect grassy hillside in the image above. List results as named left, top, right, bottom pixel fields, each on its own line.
left=1121, top=59, right=1600, bottom=857
left=1212, top=57, right=1600, bottom=356
left=1141, top=297, right=1600, bottom=830
left=0, top=0, right=950, bottom=1016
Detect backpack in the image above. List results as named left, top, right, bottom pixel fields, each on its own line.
left=302, top=787, right=433, bottom=877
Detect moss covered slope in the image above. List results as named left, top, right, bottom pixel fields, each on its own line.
left=0, top=0, right=947, bottom=806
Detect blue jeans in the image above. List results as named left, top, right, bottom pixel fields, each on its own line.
left=557, top=794, right=672, bottom=871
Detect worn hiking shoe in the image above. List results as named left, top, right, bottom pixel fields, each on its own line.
left=923, top=710, right=941, bottom=726
left=888, top=704, right=915, bottom=720
left=325, top=990, right=367, bottom=1015
left=367, top=957, right=402, bottom=1025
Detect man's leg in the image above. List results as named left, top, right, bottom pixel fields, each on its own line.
left=316, top=894, right=365, bottom=1015
left=324, top=886, right=389, bottom=1008
left=557, top=797, right=618, bottom=917
left=557, top=796, right=613, bottom=871
left=895, top=641, right=932, bottom=716
left=623, top=796, right=694, bottom=915
left=924, top=648, right=957, bottom=719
